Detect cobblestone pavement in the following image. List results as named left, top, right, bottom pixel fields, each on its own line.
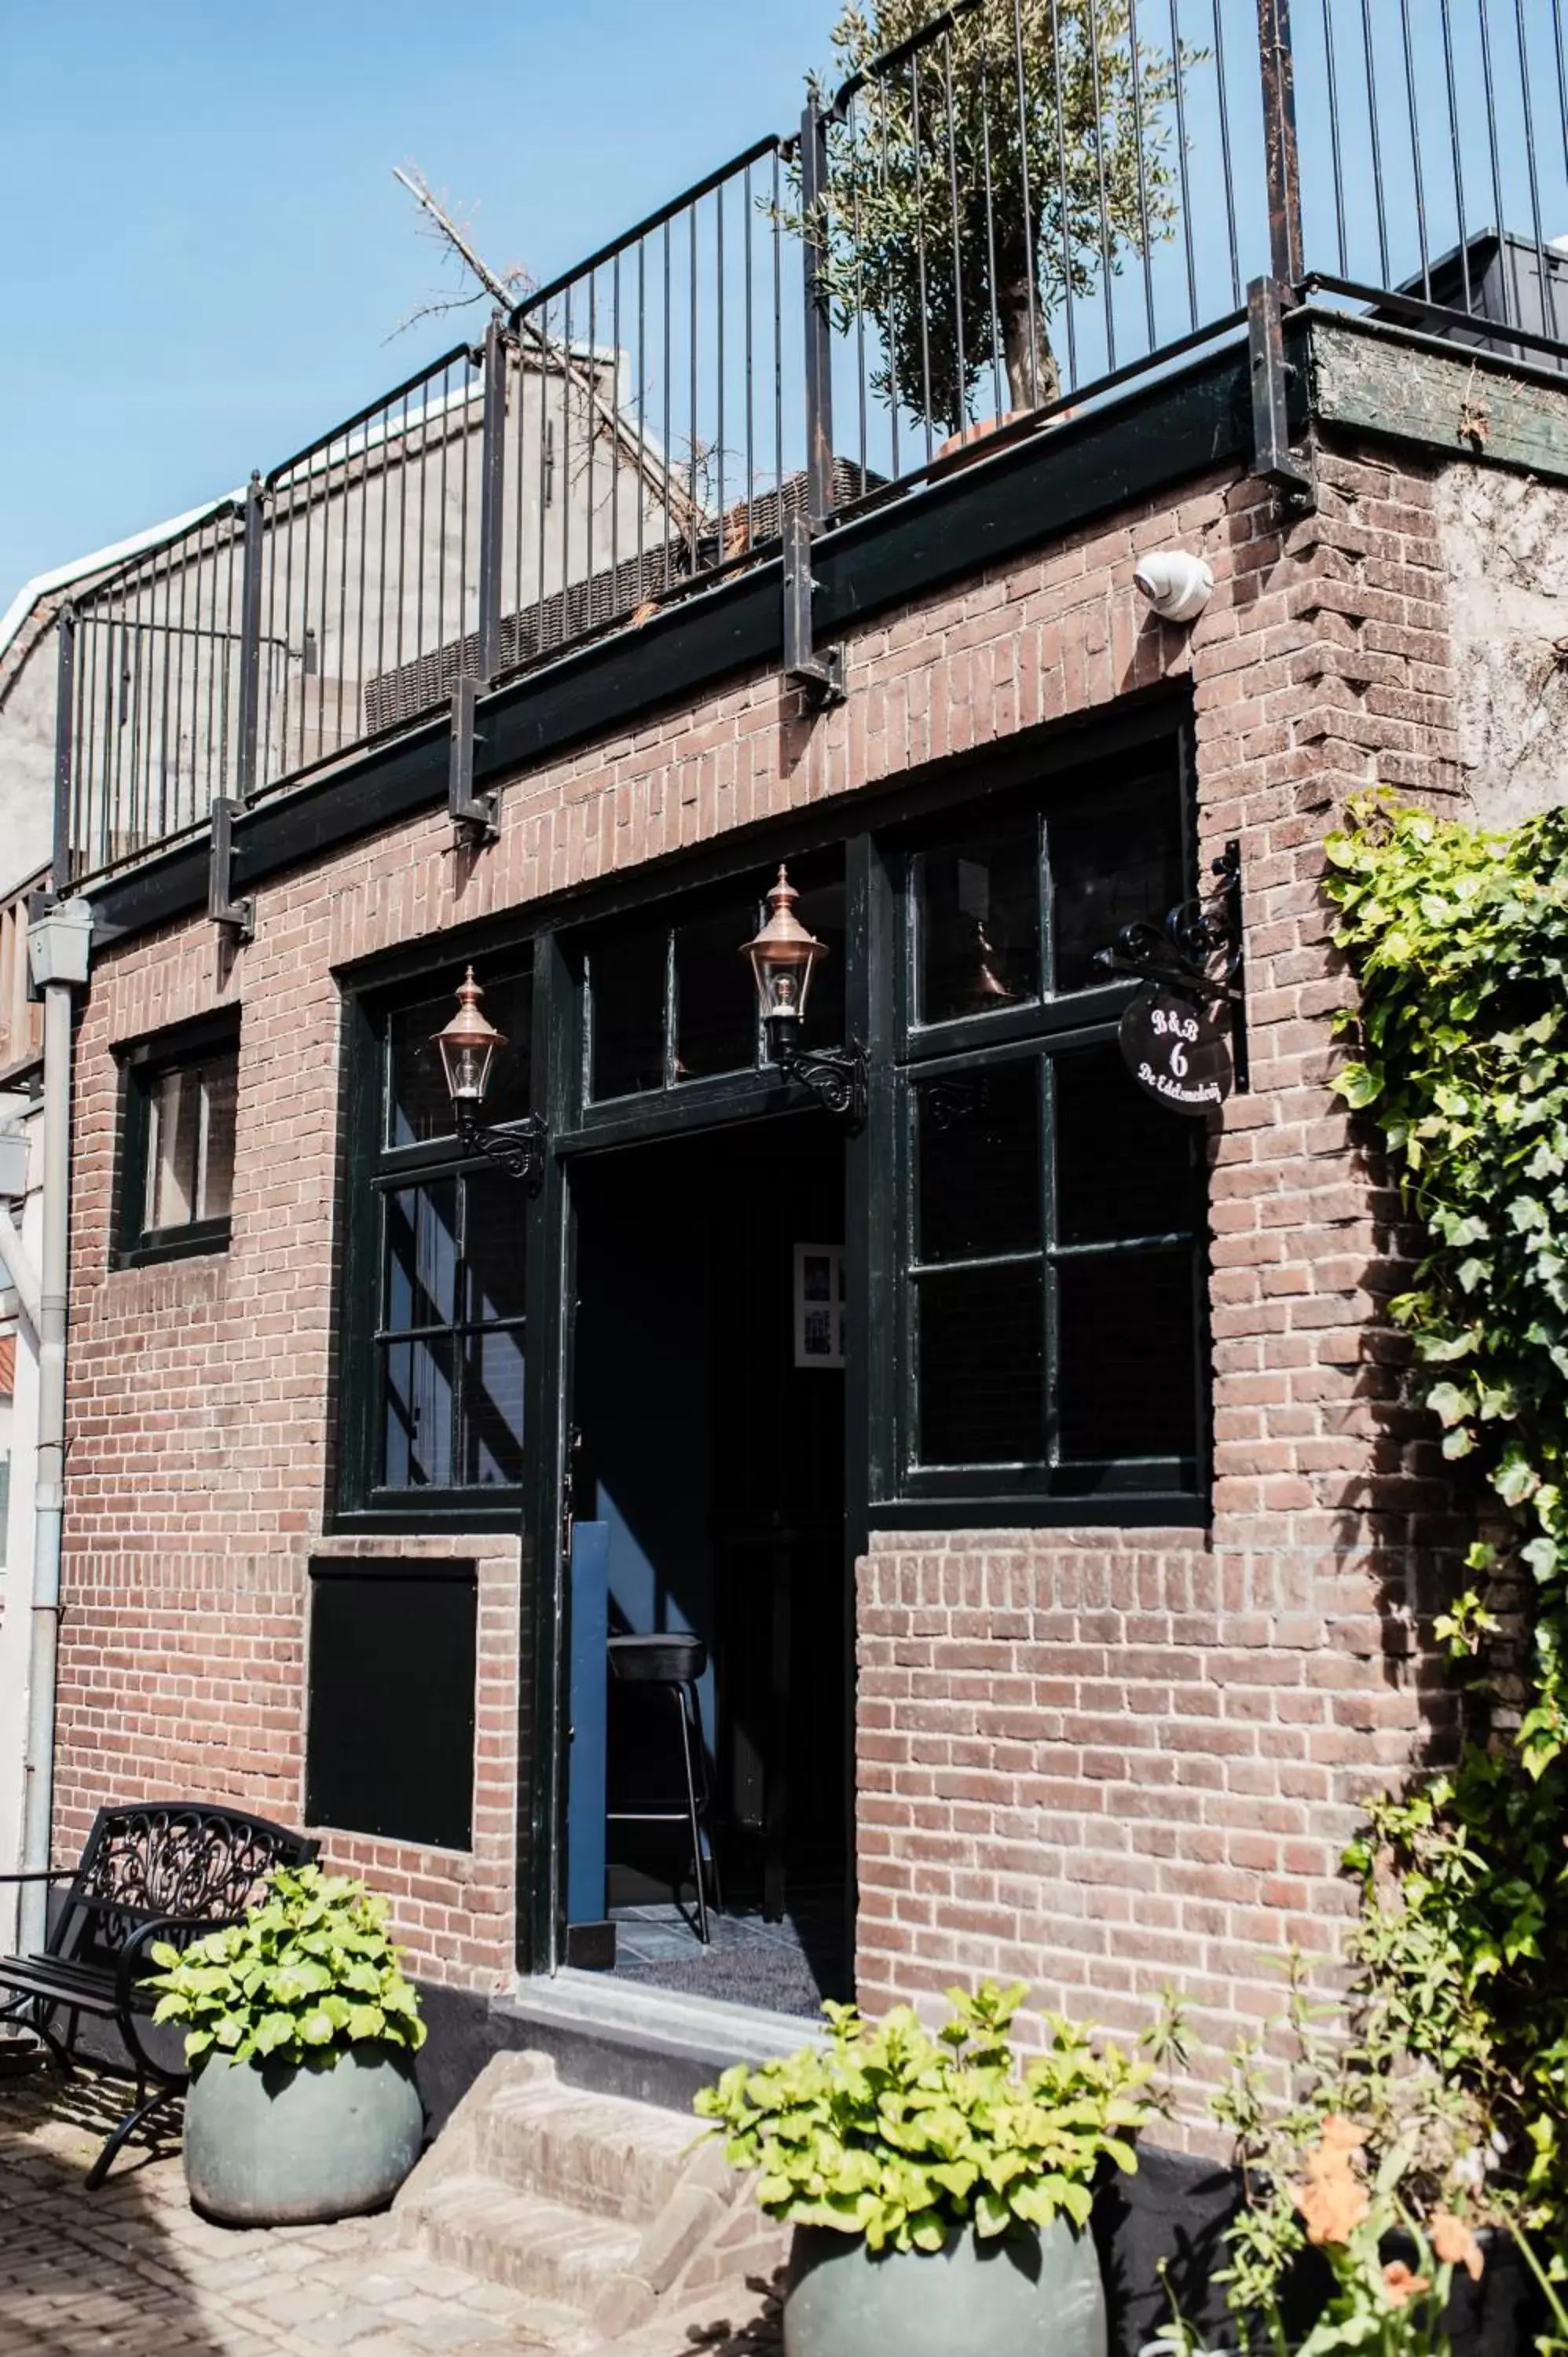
left=0, top=2071, right=778, bottom=2357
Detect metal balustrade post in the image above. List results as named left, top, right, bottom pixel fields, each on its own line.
left=234, top=471, right=265, bottom=805
left=51, top=604, right=75, bottom=885
left=476, top=314, right=507, bottom=687
left=1256, top=0, right=1304, bottom=288
left=800, top=94, right=836, bottom=528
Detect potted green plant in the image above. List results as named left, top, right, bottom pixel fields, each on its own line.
left=147, top=1863, right=426, bottom=2225
left=694, top=1980, right=1173, bottom=2357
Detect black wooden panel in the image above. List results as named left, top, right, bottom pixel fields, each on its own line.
left=306, top=1561, right=476, bottom=1851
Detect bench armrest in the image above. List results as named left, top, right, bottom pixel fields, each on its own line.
left=115, top=1914, right=240, bottom=2082
left=115, top=1912, right=237, bottom=1999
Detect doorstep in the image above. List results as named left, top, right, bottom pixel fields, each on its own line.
left=489, top=1969, right=825, bottom=2114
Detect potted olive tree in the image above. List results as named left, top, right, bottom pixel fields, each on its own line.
left=695, top=1980, right=1174, bottom=2357
left=786, top=0, right=1188, bottom=447
left=147, top=1864, right=426, bottom=2224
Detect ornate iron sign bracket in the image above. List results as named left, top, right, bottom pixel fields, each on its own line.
left=1094, top=838, right=1249, bottom=1097
left=456, top=1101, right=548, bottom=1193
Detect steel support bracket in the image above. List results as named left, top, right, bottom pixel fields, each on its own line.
left=207, top=797, right=254, bottom=943
left=1247, top=276, right=1314, bottom=511
left=782, top=510, right=845, bottom=708
left=449, top=676, right=500, bottom=841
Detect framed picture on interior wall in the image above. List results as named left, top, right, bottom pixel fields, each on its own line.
left=793, top=1243, right=846, bottom=1369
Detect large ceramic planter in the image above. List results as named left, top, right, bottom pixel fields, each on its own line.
left=783, top=2217, right=1107, bottom=2357
left=184, top=2044, right=423, bottom=2225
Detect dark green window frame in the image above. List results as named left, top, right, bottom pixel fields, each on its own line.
left=332, top=712, right=1208, bottom=1544
left=112, top=1008, right=240, bottom=1270
left=874, top=749, right=1210, bottom=1523
left=335, top=964, right=533, bottom=1533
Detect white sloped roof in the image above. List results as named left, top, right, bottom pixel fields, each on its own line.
left=0, top=494, right=243, bottom=673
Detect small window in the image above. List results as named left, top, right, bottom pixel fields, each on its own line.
left=339, top=963, right=532, bottom=1526
left=115, top=1016, right=240, bottom=1266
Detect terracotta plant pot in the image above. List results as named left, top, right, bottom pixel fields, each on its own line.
left=782, top=2217, right=1107, bottom=2357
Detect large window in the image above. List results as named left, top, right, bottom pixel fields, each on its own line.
left=338, top=966, right=531, bottom=1525
left=891, top=757, right=1207, bottom=1510
left=113, top=1013, right=240, bottom=1267
left=333, top=731, right=1207, bottom=1534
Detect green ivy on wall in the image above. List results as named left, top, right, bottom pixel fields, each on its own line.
left=1324, top=794, right=1568, bottom=2224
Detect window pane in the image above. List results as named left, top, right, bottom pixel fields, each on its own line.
left=198, top=1057, right=237, bottom=1222
left=147, top=1066, right=202, bottom=1230
left=915, top=1263, right=1045, bottom=1465
left=793, top=864, right=844, bottom=1049
left=463, top=1170, right=525, bottom=1324
left=460, top=1325, right=526, bottom=1486
left=1057, top=1249, right=1199, bottom=1461
left=914, top=820, right=1039, bottom=1025
left=380, top=1335, right=455, bottom=1488
left=1049, top=772, right=1185, bottom=993
left=385, top=1182, right=459, bottom=1329
left=590, top=925, right=667, bottom=1100
left=673, top=893, right=760, bottom=1082
left=915, top=1061, right=1041, bottom=1263
left=1054, top=1044, right=1201, bottom=1245
left=388, top=973, right=531, bottom=1148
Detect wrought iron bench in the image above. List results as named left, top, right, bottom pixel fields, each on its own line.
left=0, top=1800, right=317, bottom=2188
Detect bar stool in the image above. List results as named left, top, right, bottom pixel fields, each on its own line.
left=606, top=1633, right=722, bottom=1945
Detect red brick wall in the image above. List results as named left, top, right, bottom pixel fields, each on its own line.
left=855, top=442, right=1466, bottom=2062
left=56, top=434, right=1470, bottom=2046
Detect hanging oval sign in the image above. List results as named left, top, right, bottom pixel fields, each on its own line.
left=1119, top=985, right=1231, bottom=1115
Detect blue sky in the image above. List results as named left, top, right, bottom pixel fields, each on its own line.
left=5, top=2, right=1564, bottom=606
left=0, top=1, right=842, bottom=598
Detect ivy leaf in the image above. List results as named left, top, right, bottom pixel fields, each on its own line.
left=1334, top=1062, right=1383, bottom=1109
left=1426, top=1382, right=1474, bottom=1428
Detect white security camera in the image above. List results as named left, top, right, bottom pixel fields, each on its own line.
left=1133, top=550, right=1214, bottom=624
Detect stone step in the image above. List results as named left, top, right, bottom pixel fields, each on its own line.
left=394, top=2172, right=644, bottom=2340
left=474, top=2071, right=704, bottom=2223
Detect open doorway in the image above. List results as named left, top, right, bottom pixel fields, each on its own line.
left=566, top=1113, right=852, bottom=2017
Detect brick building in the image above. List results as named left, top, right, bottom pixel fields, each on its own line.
left=15, top=3, right=1568, bottom=2286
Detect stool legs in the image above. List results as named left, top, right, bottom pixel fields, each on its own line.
left=687, top=1680, right=724, bottom=1921
left=670, top=1680, right=720, bottom=1945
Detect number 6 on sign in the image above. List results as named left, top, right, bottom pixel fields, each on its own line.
left=1119, top=984, right=1230, bottom=1114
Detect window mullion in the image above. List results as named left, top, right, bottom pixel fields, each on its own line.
left=662, top=928, right=677, bottom=1091
left=1041, top=1048, right=1058, bottom=1472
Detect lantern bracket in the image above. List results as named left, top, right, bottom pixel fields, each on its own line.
left=456, top=1101, right=548, bottom=1194
left=765, top=1021, right=869, bottom=1131
left=782, top=511, right=846, bottom=708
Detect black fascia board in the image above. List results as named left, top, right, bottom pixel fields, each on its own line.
left=86, top=332, right=1253, bottom=947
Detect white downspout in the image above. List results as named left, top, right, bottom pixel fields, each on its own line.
left=19, top=898, right=91, bottom=1956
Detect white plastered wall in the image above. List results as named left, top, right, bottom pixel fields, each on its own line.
left=0, top=1099, right=42, bottom=1949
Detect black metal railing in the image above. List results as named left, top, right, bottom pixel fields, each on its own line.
left=258, top=346, right=486, bottom=790
left=808, top=0, right=1260, bottom=489
left=52, top=0, right=1568, bottom=890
